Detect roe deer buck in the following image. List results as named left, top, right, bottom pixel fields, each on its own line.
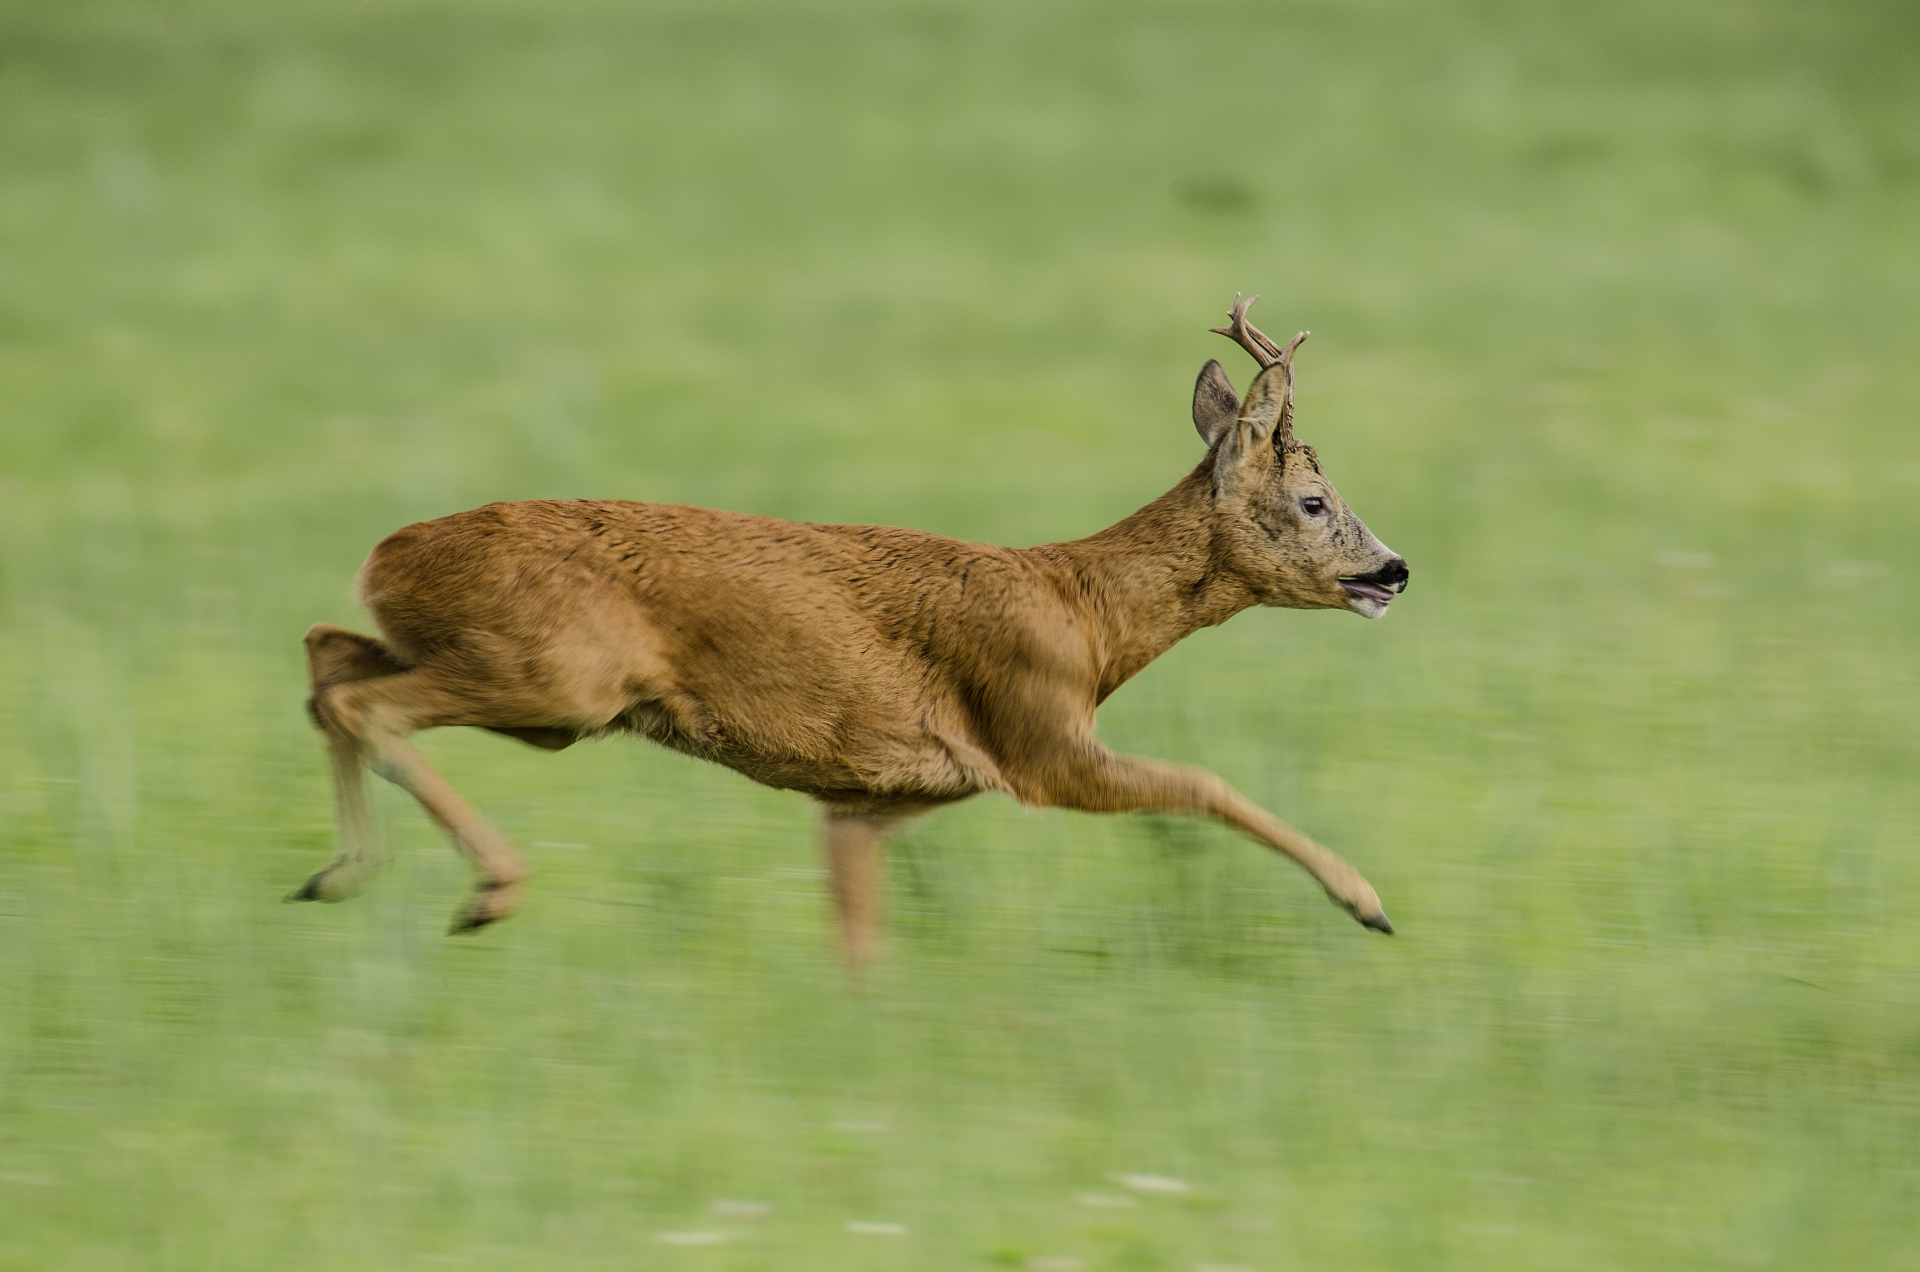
left=298, top=295, right=1409, bottom=964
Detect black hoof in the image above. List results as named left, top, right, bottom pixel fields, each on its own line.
left=448, top=893, right=507, bottom=935
left=448, top=877, right=523, bottom=935
left=1361, top=911, right=1395, bottom=935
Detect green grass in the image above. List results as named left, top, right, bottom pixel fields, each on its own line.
left=4, top=0, right=1919, bottom=1267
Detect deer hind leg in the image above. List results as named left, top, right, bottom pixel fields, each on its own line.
left=1039, top=746, right=1393, bottom=935
left=302, top=638, right=531, bottom=933
left=364, top=731, right=530, bottom=933
left=294, top=624, right=406, bottom=904
left=817, top=805, right=926, bottom=972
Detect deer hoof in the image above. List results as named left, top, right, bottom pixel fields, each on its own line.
left=448, top=880, right=521, bottom=934
left=1360, top=910, right=1395, bottom=935
left=287, top=867, right=356, bottom=903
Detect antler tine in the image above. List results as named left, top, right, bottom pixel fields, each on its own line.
left=1275, top=328, right=1309, bottom=439
left=1209, top=292, right=1288, bottom=368
left=1210, top=293, right=1312, bottom=441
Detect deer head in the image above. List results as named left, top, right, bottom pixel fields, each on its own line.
left=1191, top=294, right=1408, bottom=619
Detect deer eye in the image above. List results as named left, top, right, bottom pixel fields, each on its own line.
left=1300, top=496, right=1327, bottom=517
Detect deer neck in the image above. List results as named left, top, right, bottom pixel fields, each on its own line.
left=1041, top=462, right=1254, bottom=700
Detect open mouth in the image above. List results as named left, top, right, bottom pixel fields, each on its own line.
left=1338, top=577, right=1398, bottom=605
left=1338, top=560, right=1408, bottom=617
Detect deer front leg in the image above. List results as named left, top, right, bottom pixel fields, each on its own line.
left=819, top=810, right=889, bottom=972
left=1037, top=745, right=1393, bottom=934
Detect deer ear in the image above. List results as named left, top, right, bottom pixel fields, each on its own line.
left=1235, top=362, right=1289, bottom=445
left=1214, top=361, right=1289, bottom=477
left=1192, top=359, right=1239, bottom=445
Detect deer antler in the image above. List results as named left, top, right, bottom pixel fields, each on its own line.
left=1209, top=293, right=1309, bottom=443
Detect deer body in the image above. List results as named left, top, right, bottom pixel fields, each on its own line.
left=299, top=298, right=1409, bottom=962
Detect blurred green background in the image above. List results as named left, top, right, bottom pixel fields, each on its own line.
left=3, top=0, right=1917, bottom=1267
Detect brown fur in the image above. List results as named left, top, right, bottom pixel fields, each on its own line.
left=296, top=302, right=1410, bottom=961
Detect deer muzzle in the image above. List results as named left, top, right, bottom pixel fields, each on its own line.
left=1337, top=557, right=1409, bottom=618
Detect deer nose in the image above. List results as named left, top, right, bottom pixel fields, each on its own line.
left=1373, top=557, right=1409, bottom=592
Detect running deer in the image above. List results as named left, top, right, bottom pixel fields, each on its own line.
left=297, top=296, right=1409, bottom=964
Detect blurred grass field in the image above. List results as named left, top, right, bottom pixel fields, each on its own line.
left=3, top=0, right=1919, bottom=1267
